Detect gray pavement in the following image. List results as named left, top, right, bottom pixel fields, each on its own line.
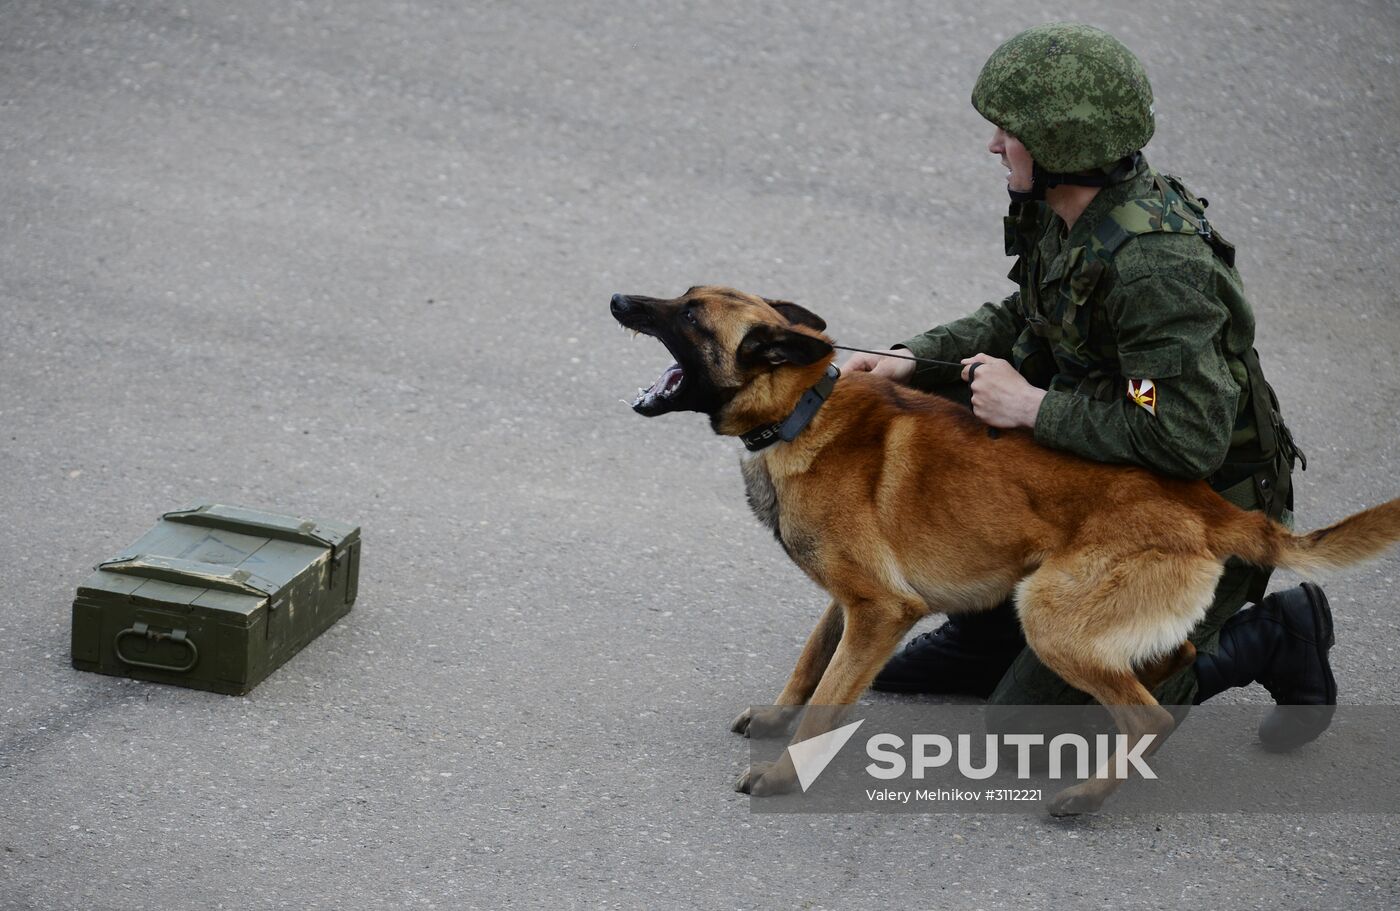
left=3, top=1, right=1399, bottom=908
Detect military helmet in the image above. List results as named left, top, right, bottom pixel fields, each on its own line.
left=972, top=23, right=1155, bottom=174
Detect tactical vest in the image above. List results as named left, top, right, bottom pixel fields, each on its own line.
left=1006, top=169, right=1306, bottom=537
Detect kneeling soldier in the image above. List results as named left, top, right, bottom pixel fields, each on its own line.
left=846, top=23, right=1334, bottom=749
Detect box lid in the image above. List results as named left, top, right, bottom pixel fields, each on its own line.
left=76, top=502, right=355, bottom=619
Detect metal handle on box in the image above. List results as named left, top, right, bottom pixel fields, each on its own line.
left=97, top=554, right=277, bottom=599
left=162, top=503, right=338, bottom=552
left=114, top=622, right=200, bottom=672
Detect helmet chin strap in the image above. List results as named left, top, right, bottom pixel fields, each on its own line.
left=1007, top=182, right=1044, bottom=203
left=1008, top=153, right=1141, bottom=203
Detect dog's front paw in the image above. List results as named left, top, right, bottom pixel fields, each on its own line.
left=730, top=706, right=797, bottom=738
left=730, top=708, right=755, bottom=736
left=734, top=760, right=770, bottom=793
left=1045, top=783, right=1105, bottom=818
left=734, top=759, right=800, bottom=796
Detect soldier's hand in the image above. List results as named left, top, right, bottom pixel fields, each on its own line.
left=842, top=348, right=916, bottom=382
left=961, top=354, right=1047, bottom=429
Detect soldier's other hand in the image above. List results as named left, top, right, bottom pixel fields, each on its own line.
left=961, top=355, right=1047, bottom=429
left=842, top=348, right=916, bottom=382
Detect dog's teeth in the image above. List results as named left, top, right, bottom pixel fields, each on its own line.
left=631, top=330, right=640, bottom=339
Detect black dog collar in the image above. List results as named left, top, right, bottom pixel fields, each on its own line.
left=740, top=364, right=840, bottom=452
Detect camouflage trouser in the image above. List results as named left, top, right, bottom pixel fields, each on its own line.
left=986, top=557, right=1269, bottom=710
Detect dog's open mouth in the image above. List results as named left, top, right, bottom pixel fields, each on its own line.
left=611, top=293, right=694, bottom=417
left=632, top=362, right=685, bottom=415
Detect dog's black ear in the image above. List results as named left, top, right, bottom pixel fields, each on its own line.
left=763, top=298, right=827, bottom=332
left=739, top=324, right=834, bottom=368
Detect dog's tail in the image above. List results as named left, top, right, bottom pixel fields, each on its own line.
left=1213, top=496, right=1400, bottom=576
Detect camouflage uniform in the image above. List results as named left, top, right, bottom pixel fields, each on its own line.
left=897, top=156, right=1302, bottom=706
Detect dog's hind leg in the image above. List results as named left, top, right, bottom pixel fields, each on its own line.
left=1038, top=665, right=1176, bottom=817
left=731, top=599, right=843, bottom=738
left=1017, top=553, right=1216, bottom=815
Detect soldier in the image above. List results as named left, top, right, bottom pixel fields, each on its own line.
left=846, top=23, right=1335, bottom=749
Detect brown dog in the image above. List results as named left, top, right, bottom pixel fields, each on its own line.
left=610, top=285, right=1400, bottom=814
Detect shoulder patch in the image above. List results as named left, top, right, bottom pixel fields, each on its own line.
left=1127, top=378, right=1158, bottom=415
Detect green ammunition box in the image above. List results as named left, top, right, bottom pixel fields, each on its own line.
left=71, top=502, right=361, bottom=695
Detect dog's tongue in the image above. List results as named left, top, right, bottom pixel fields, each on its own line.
left=632, top=363, right=684, bottom=410
left=653, top=363, right=683, bottom=397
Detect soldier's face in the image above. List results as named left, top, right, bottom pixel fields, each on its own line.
left=989, top=126, right=1035, bottom=192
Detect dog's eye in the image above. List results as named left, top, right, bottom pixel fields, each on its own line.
left=683, top=304, right=701, bottom=326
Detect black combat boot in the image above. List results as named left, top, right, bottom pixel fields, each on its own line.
left=1193, top=583, right=1337, bottom=751
left=872, top=601, right=1025, bottom=697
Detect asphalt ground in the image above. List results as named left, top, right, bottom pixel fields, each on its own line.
left=2, top=1, right=1399, bottom=908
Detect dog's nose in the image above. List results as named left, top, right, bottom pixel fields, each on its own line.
left=610, top=293, right=632, bottom=316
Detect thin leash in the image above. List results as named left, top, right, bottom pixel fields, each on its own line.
left=830, top=345, right=999, bottom=438
left=831, top=345, right=966, bottom=371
